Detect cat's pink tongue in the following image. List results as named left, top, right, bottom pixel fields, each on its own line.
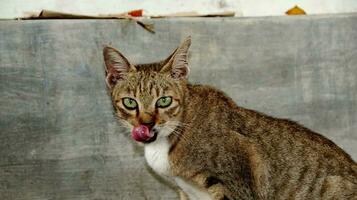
left=131, top=125, right=154, bottom=142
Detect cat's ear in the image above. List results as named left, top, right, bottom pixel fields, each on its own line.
left=103, top=46, right=136, bottom=89
left=160, top=36, right=191, bottom=79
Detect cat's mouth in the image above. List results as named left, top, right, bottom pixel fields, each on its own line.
left=131, top=125, right=158, bottom=143
left=144, top=129, right=158, bottom=143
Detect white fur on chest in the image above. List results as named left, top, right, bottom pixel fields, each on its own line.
left=144, top=137, right=171, bottom=176
left=144, top=137, right=212, bottom=200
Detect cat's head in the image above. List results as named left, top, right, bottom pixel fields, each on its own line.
left=103, top=37, right=191, bottom=143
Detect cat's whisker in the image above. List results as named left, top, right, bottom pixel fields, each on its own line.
left=165, top=127, right=191, bottom=145
left=173, top=122, right=192, bottom=130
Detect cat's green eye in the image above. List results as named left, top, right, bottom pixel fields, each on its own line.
left=156, top=96, right=172, bottom=108
left=122, top=98, right=138, bottom=110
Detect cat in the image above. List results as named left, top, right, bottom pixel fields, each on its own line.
left=103, top=37, right=357, bottom=200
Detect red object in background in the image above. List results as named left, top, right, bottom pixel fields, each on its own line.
left=128, top=9, right=143, bottom=17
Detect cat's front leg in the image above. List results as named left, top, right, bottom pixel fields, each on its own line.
left=184, top=172, right=231, bottom=200
left=206, top=182, right=229, bottom=200
left=202, top=176, right=230, bottom=200
left=178, top=189, right=189, bottom=200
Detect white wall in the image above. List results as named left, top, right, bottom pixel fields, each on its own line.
left=1, top=0, right=357, bottom=19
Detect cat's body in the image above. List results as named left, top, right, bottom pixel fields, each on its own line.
left=168, top=84, right=357, bottom=199
left=103, top=37, right=357, bottom=200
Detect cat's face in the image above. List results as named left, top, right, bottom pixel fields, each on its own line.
left=111, top=69, right=187, bottom=142
left=103, top=37, right=191, bottom=143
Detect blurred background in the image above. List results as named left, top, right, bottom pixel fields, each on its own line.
left=0, top=1, right=356, bottom=200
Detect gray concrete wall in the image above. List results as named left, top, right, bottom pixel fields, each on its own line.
left=0, top=14, right=356, bottom=199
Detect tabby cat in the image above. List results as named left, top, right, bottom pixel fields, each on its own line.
left=103, top=37, right=357, bottom=200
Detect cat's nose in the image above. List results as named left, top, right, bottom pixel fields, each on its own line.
left=141, top=122, right=155, bottom=129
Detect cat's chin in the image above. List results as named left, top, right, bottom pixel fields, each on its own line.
left=142, top=129, right=158, bottom=144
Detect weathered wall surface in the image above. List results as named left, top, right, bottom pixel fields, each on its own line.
left=0, top=14, right=356, bottom=199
